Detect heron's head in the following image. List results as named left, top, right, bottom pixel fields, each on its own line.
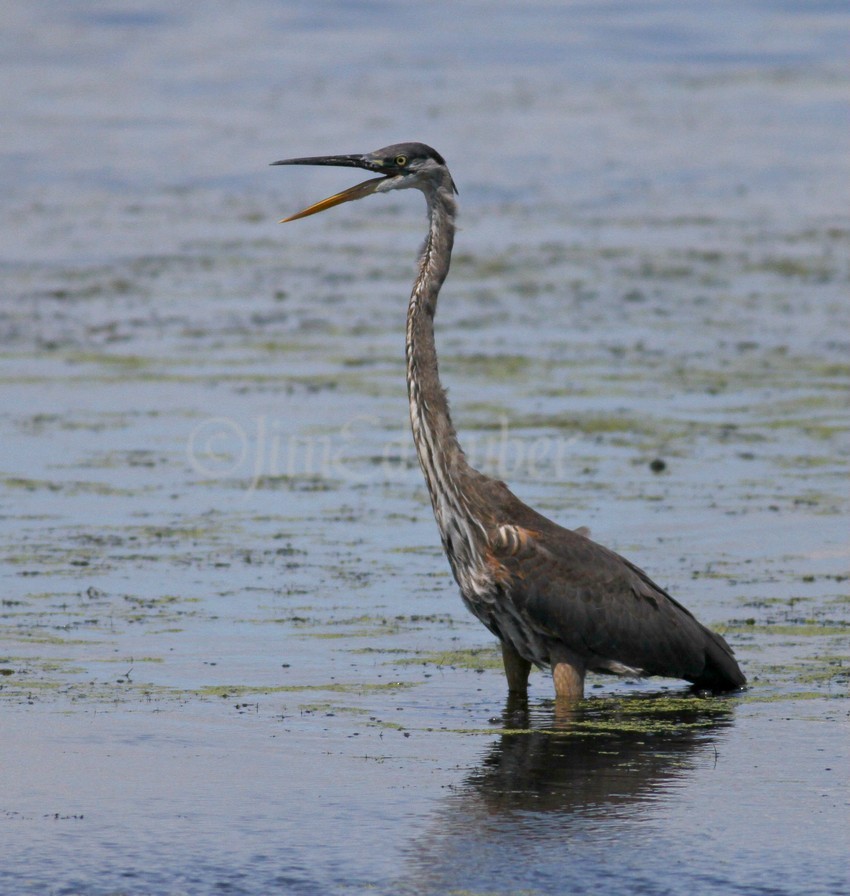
left=272, top=142, right=457, bottom=222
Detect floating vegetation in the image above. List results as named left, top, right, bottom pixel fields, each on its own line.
left=396, top=646, right=503, bottom=671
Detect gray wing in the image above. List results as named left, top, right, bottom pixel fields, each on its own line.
left=489, top=497, right=744, bottom=690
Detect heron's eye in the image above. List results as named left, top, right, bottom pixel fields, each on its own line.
left=394, top=155, right=408, bottom=168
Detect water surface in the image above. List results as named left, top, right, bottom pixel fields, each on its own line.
left=1, top=2, right=848, bottom=894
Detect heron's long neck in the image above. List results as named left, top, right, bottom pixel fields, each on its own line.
left=406, top=183, right=479, bottom=540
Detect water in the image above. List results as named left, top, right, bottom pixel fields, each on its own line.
left=1, top=2, right=848, bottom=894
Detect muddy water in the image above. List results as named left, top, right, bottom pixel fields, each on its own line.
left=2, top=2, right=848, bottom=894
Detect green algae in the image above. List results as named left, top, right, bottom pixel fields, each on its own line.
left=2, top=477, right=139, bottom=497
left=195, top=681, right=419, bottom=699
left=726, top=623, right=849, bottom=637
left=397, top=647, right=503, bottom=671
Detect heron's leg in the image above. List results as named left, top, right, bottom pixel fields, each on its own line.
left=501, top=642, right=531, bottom=694
left=551, top=645, right=586, bottom=701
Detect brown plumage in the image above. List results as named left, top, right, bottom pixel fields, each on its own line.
left=273, top=142, right=745, bottom=700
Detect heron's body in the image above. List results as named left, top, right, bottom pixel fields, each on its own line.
left=274, top=142, right=745, bottom=699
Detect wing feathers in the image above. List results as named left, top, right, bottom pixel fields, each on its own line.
left=488, top=517, right=744, bottom=689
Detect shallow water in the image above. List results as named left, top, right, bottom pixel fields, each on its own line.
left=1, top=2, right=849, bottom=894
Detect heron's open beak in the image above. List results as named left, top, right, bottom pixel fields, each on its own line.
left=276, top=176, right=386, bottom=223
left=271, top=154, right=388, bottom=223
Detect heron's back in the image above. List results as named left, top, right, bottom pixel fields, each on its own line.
left=449, top=475, right=745, bottom=691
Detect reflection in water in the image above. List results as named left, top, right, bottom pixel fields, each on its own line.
left=468, top=693, right=735, bottom=813
left=397, top=693, right=737, bottom=895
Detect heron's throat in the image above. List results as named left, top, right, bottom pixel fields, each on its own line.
left=405, top=185, right=478, bottom=543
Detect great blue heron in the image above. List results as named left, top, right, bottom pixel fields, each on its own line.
left=272, top=142, right=745, bottom=700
